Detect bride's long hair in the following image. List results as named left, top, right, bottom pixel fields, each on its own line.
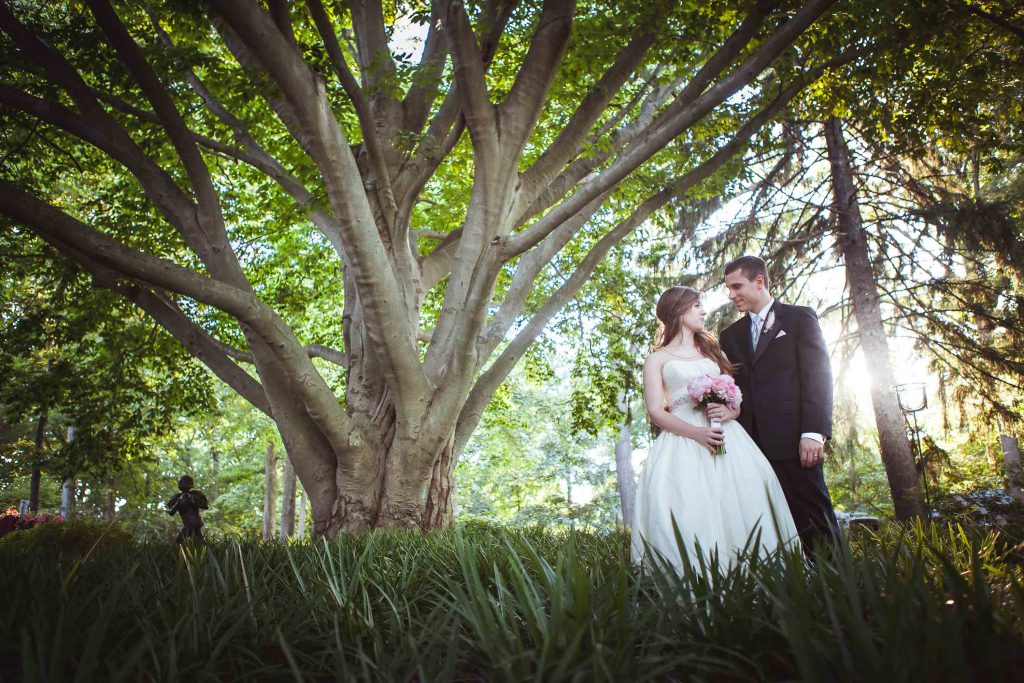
left=655, top=286, right=735, bottom=375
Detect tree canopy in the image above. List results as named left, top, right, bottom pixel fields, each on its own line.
left=1, top=0, right=867, bottom=533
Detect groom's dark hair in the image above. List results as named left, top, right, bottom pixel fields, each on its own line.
left=724, top=255, right=770, bottom=288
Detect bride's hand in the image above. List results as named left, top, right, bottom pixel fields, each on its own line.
left=695, top=425, right=724, bottom=453
left=705, top=402, right=737, bottom=423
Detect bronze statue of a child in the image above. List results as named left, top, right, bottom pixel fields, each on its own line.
left=166, top=475, right=209, bottom=543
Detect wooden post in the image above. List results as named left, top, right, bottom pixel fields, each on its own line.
left=280, top=455, right=297, bottom=539
left=262, top=443, right=277, bottom=541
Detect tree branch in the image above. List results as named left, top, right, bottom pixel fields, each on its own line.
left=120, top=286, right=273, bottom=416
left=0, top=180, right=363, bottom=461
left=18, top=231, right=273, bottom=416
left=148, top=15, right=349, bottom=260
left=0, top=180, right=266, bottom=322
left=84, top=0, right=246, bottom=285
left=515, top=0, right=778, bottom=223
left=0, top=5, right=223, bottom=271
left=497, top=0, right=576, bottom=153
left=305, top=0, right=399, bottom=227
left=954, top=0, right=1024, bottom=40
left=477, top=192, right=609, bottom=359
left=401, top=7, right=448, bottom=135
left=505, top=0, right=840, bottom=258
left=515, top=28, right=657, bottom=212
left=212, top=337, right=348, bottom=367
left=208, top=0, right=429, bottom=409
left=441, top=0, right=499, bottom=161
left=394, top=0, right=514, bottom=220
left=457, top=64, right=828, bottom=448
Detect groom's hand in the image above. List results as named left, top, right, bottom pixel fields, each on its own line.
left=799, top=438, right=825, bottom=468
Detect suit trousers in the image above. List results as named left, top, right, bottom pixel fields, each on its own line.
left=768, top=459, right=840, bottom=556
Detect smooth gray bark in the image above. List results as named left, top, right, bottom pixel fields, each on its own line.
left=60, top=480, right=74, bottom=519
left=262, top=442, right=277, bottom=541
left=298, top=488, right=308, bottom=538
left=614, top=342, right=640, bottom=527
left=281, top=455, right=297, bottom=539
left=614, top=405, right=636, bottom=528
left=1001, top=434, right=1024, bottom=501
left=60, top=427, right=75, bottom=519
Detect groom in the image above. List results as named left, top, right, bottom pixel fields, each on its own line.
left=717, top=256, right=840, bottom=554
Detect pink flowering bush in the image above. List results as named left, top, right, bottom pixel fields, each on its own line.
left=686, top=373, right=742, bottom=410
left=0, top=507, right=64, bottom=538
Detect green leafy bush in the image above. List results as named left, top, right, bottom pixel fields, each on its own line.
left=0, top=518, right=133, bottom=557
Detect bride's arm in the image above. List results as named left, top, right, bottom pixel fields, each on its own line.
left=642, top=357, right=720, bottom=447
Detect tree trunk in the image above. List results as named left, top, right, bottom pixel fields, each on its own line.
left=60, top=426, right=74, bottom=519
left=262, top=442, right=277, bottom=541
left=297, top=488, right=307, bottom=538
left=1001, top=434, right=1024, bottom=502
left=210, top=447, right=219, bottom=502
left=60, top=479, right=74, bottom=519
left=280, top=455, right=297, bottom=539
left=614, top=390, right=637, bottom=527
left=824, top=116, right=925, bottom=521
left=938, top=372, right=951, bottom=432
left=317, top=435, right=458, bottom=535
left=29, top=410, right=47, bottom=512
left=105, top=477, right=116, bottom=520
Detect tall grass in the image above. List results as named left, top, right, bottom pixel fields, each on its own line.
left=1, top=521, right=1022, bottom=681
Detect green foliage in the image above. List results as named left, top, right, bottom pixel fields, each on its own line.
left=0, top=382, right=282, bottom=542
left=0, top=518, right=132, bottom=557
left=456, top=363, right=619, bottom=528
left=1, top=522, right=1022, bottom=680
left=0, top=231, right=216, bottom=485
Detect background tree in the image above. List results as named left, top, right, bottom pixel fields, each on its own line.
left=0, top=232, right=214, bottom=514
left=688, top=0, right=1023, bottom=517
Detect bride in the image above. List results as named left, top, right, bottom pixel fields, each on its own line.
left=631, top=286, right=800, bottom=574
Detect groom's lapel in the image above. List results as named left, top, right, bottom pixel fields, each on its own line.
left=751, top=302, right=781, bottom=366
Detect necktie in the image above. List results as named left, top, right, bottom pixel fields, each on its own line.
left=751, top=313, right=761, bottom=348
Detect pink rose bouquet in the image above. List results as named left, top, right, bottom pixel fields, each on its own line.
left=687, top=374, right=742, bottom=454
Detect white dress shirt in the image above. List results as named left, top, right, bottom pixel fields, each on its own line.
left=750, top=297, right=824, bottom=445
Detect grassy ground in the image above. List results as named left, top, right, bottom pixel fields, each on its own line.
left=1, top=521, right=1022, bottom=682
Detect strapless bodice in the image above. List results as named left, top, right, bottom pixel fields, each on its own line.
left=662, top=357, right=721, bottom=417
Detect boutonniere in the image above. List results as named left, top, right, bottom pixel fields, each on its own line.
left=762, top=310, right=776, bottom=335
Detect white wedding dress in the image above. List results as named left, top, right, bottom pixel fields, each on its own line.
left=631, top=358, right=800, bottom=574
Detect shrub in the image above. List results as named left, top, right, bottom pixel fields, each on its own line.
left=0, top=517, right=133, bottom=556
left=0, top=507, right=63, bottom=538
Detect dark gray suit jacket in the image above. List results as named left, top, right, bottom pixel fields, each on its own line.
left=719, top=302, right=833, bottom=461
